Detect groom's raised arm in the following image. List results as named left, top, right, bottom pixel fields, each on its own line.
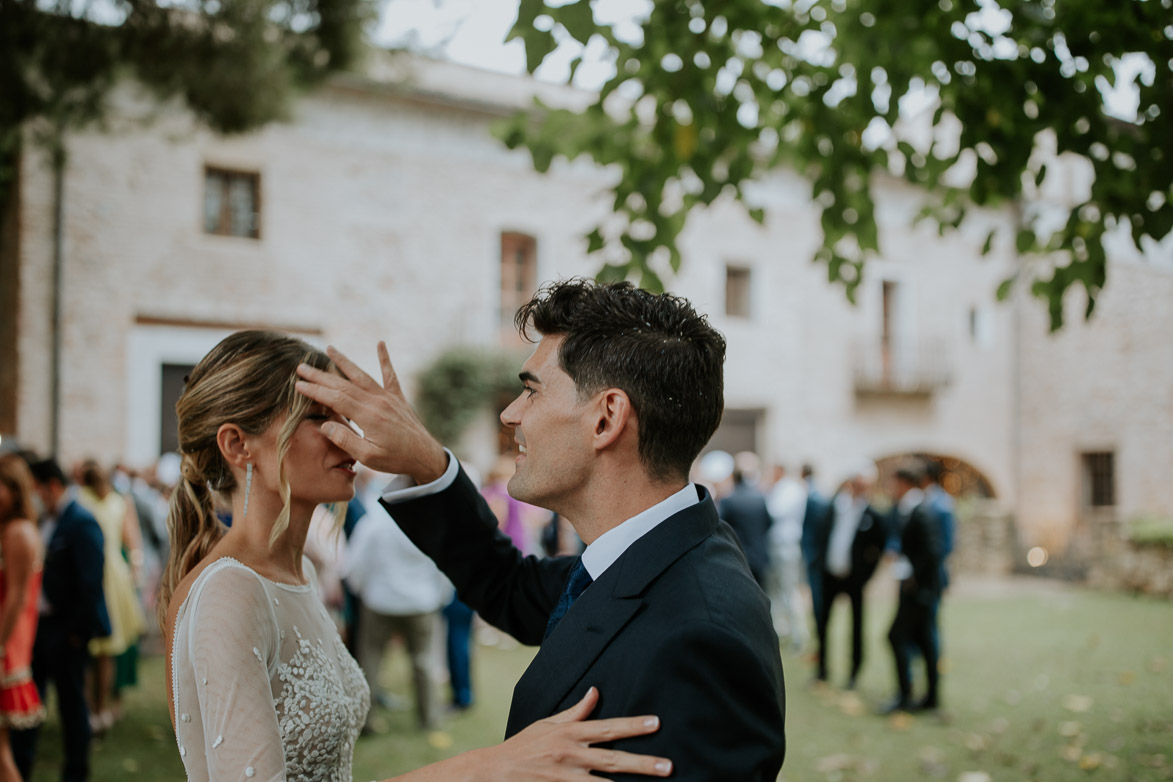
left=382, top=463, right=572, bottom=646
left=296, top=343, right=568, bottom=644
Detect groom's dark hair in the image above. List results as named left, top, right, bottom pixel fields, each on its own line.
left=515, top=278, right=726, bottom=483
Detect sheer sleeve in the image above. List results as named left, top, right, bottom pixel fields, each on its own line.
left=178, top=563, right=286, bottom=782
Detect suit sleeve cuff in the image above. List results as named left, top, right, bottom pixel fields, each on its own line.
left=380, top=449, right=459, bottom=504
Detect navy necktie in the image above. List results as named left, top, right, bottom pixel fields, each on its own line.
left=544, top=558, right=593, bottom=640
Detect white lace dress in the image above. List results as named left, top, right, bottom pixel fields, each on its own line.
left=170, top=557, right=370, bottom=782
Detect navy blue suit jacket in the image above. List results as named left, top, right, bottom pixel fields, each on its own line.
left=717, top=481, right=773, bottom=581
left=42, top=499, right=111, bottom=643
left=384, top=468, right=786, bottom=781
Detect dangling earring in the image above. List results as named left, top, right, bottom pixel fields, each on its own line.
left=242, top=463, right=253, bottom=519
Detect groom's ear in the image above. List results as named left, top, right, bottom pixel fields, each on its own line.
left=590, top=389, right=634, bottom=452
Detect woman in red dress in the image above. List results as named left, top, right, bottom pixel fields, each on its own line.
left=0, top=454, right=46, bottom=780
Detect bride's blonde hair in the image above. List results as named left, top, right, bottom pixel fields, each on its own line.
left=157, top=330, right=335, bottom=628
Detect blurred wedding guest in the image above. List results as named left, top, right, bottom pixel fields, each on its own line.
left=882, top=465, right=943, bottom=713
left=339, top=488, right=368, bottom=654
left=76, top=460, right=145, bottom=733
left=481, top=456, right=537, bottom=555
left=0, top=455, right=47, bottom=777
left=766, top=464, right=808, bottom=650
left=304, top=504, right=347, bottom=623
left=717, top=452, right=773, bottom=588
left=12, top=458, right=109, bottom=782
left=921, top=460, right=955, bottom=660
left=343, top=493, right=451, bottom=732
left=114, top=464, right=167, bottom=590
left=694, top=449, right=735, bottom=500
left=799, top=463, right=828, bottom=652
left=814, top=461, right=885, bottom=689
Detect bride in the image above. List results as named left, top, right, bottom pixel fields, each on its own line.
left=160, top=330, right=672, bottom=782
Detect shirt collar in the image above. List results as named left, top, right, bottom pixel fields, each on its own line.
left=580, top=483, right=700, bottom=580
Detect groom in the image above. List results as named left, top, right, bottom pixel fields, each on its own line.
left=298, top=279, right=786, bottom=779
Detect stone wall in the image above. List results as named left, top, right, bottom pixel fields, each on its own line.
left=952, top=504, right=1173, bottom=598
left=1086, top=519, right=1173, bottom=598
left=952, top=501, right=1016, bottom=577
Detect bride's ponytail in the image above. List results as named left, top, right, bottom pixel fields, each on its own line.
left=157, top=453, right=225, bottom=630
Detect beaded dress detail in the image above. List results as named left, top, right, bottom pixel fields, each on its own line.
left=171, top=558, right=369, bottom=781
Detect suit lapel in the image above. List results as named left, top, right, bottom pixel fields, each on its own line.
left=504, top=490, right=720, bottom=736
left=506, top=575, right=642, bottom=735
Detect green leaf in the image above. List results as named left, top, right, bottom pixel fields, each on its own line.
left=749, top=207, right=766, bottom=225
left=522, top=28, right=558, bottom=73
left=555, top=0, right=597, bottom=46
left=639, top=267, right=665, bottom=293
left=507, top=0, right=543, bottom=43
left=585, top=227, right=605, bottom=253
left=1016, top=228, right=1036, bottom=254
left=567, top=56, right=584, bottom=83
left=996, top=277, right=1015, bottom=301
left=981, top=230, right=996, bottom=256
left=597, top=263, right=629, bottom=283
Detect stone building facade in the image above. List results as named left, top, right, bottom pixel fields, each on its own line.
left=2, top=54, right=1170, bottom=562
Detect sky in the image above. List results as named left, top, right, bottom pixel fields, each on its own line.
left=374, top=0, right=644, bottom=89
left=373, top=0, right=1148, bottom=120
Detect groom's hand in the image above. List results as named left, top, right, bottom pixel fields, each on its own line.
left=295, top=342, right=448, bottom=484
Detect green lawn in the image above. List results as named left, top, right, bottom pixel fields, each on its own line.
left=30, top=577, right=1173, bottom=781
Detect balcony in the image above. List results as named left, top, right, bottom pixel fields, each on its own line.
left=852, top=339, right=952, bottom=397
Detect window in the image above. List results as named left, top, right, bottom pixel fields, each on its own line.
left=725, top=265, right=752, bottom=318
left=204, top=167, right=261, bottom=238
left=500, top=232, right=537, bottom=326
left=1081, top=451, right=1115, bottom=508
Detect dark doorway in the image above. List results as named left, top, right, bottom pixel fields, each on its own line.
left=159, top=363, right=195, bottom=456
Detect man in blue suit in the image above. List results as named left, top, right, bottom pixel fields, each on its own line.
left=920, top=460, right=955, bottom=669
left=12, top=458, right=110, bottom=782
left=799, top=465, right=828, bottom=660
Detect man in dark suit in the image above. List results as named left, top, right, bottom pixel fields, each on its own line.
left=298, top=279, right=786, bottom=780
left=13, top=458, right=110, bottom=782
left=920, top=460, right=955, bottom=665
left=882, top=465, right=943, bottom=713
left=812, top=463, right=886, bottom=688
left=798, top=464, right=827, bottom=646
left=717, top=452, right=773, bottom=588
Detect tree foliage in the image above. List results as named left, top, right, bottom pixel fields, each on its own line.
left=416, top=347, right=525, bottom=446
left=498, top=0, right=1173, bottom=329
left=0, top=0, right=373, bottom=194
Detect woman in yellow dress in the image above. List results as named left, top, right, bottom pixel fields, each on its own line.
left=76, top=461, right=145, bottom=733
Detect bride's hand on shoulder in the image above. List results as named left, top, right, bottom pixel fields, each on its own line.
left=479, top=687, right=672, bottom=780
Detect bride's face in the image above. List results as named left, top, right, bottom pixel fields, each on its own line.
left=251, top=403, right=358, bottom=510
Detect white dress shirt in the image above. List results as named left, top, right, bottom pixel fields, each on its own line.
left=825, top=490, right=866, bottom=578
left=579, top=483, right=699, bottom=579
left=382, top=450, right=701, bottom=580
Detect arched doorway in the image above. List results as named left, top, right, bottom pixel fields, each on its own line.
left=874, top=452, right=997, bottom=499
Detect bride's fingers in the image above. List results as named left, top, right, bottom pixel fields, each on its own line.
left=567, top=713, right=661, bottom=745
left=576, top=747, right=673, bottom=778
left=545, top=687, right=599, bottom=724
